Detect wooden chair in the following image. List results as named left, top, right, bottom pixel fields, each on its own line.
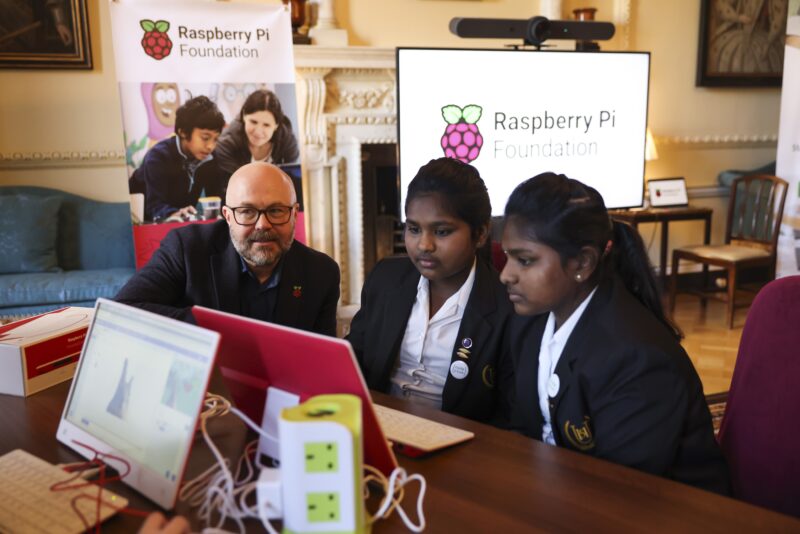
left=669, top=174, right=787, bottom=328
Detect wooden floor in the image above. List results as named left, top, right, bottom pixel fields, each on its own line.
left=672, top=294, right=745, bottom=395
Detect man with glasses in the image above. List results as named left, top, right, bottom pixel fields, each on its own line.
left=116, top=162, right=340, bottom=336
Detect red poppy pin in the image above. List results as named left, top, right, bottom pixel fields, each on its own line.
left=292, top=285, right=302, bottom=298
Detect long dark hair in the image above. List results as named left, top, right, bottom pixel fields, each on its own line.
left=237, top=89, right=299, bottom=163
left=406, top=157, right=491, bottom=240
left=505, top=172, right=680, bottom=338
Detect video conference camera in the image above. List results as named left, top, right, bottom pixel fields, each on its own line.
left=449, top=16, right=615, bottom=48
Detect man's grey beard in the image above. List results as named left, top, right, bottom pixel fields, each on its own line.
left=230, top=228, right=293, bottom=267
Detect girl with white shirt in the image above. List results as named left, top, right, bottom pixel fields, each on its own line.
left=500, top=172, right=730, bottom=494
left=347, top=158, right=513, bottom=424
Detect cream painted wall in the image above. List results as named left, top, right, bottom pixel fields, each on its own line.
left=637, top=0, right=780, bottom=160
left=0, top=0, right=129, bottom=201
left=0, top=0, right=783, bottom=256
left=631, top=0, right=780, bottom=261
left=337, top=0, right=545, bottom=48
left=326, top=0, right=782, bottom=268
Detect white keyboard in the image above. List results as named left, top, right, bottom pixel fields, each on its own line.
left=373, top=404, right=474, bottom=452
left=0, top=449, right=128, bottom=534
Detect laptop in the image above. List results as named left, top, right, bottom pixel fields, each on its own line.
left=193, top=306, right=475, bottom=475
left=57, top=298, right=220, bottom=509
left=648, top=177, right=689, bottom=208
left=192, top=305, right=400, bottom=477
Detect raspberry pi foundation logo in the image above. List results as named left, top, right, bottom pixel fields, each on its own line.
left=140, top=20, right=172, bottom=60
left=440, top=104, right=483, bottom=163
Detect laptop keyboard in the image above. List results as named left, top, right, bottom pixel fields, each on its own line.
left=0, top=449, right=127, bottom=534
left=373, top=404, right=474, bottom=452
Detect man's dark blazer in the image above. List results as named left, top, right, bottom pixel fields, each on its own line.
left=506, top=275, right=730, bottom=495
left=115, top=220, right=340, bottom=336
left=346, top=256, right=513, bottom=423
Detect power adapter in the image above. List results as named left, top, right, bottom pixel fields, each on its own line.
left=256, top=466, right=283, bottom=520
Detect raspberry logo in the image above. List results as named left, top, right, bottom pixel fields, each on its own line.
left=440, top=104, right=483, bottom=163
left=140, top=20, right=172, bottom=60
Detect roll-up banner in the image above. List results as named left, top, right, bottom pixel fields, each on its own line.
left=776, top=5, right=800, bottom=277
left=108, top=1, right=304, bottom=269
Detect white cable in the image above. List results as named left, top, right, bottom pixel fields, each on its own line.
left=187, top=394, right=426, bottom=533
left=199, top=413, right=245, bottom=532
left=227, top=405, right=282, bottom=470
left=179, top=394, right=281, bottom=534
left=394, top=472, right=426, bottom=533
left=229, top=406, right=278, bottom=442
left=368, top=466, right=427, bottom=532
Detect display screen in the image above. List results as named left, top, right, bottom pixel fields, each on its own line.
left=397, top=47, right=651, bottom=214
left=66, top=302, right=216, bottom=483
left=648, top=178, right=688, bottom=207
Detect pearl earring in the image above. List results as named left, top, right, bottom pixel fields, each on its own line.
left=576, top=274, right=582, bottom=281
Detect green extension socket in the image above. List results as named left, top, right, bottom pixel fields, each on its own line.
left=279, top=394, right=367, bottom=534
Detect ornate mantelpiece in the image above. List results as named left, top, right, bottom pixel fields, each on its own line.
left=294, top=46, right=397, bottom=305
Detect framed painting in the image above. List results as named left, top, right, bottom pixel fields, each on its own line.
left=696, top=0, right=788, bottom=87
left=0, top=0, right=92, bottom=69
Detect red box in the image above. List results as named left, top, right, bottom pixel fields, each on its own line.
left=0, top=307, right=93, bottom=396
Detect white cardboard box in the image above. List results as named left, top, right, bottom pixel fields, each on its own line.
left=0, top=307, right=93, bottom=397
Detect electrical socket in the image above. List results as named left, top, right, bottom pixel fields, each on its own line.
left=305, top=442, right=338, bottom=473
left=280, top=395, right=365, bottom=533
left=307, top=491, right=340, bottom=523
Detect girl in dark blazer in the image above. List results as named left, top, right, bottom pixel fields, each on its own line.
left=499, top=173, right=730, bottom=494
left=347, top=158, right=513, bottom=424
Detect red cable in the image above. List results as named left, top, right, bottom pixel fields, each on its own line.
left=49, top=440, right=151, bottom=532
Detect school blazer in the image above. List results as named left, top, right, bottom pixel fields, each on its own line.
left=346, top=256, right=513, bottom=423
left=506, top=276, right=731, bottom=495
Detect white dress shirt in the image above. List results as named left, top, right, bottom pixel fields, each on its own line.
left=538, top=286, right=598, bottom=445
left=389, top=260, right=477, bottom=409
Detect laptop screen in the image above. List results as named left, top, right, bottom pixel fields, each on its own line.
left=192, top=305, right=398, bottom=477
left=62, top=300, right=218, bottom=504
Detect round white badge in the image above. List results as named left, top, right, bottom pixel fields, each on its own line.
left=547, top=374, right=560, bottom=397
left=450, top=360, right=469, bottom=380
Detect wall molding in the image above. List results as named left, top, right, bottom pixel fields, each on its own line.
left=293, top=46, right=395, bottom=69
left=0, top=131, right=776, bottom=172
left=0, top=150, right=125, bottom=169
left=656, top=134, right=778, bottom=150
left=687, top=185, right=729, bottom=199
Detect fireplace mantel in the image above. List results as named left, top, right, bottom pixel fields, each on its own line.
left=294, top=46, right=398, bottom=305
left=294, top=46, right=395, bottom=69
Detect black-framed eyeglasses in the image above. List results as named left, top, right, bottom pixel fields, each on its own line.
left=225, top=204, right=295, bottom=226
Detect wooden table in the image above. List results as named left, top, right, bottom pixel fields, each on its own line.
left=1, top=382, right=798, bottom=533
left=609, top=206, right=713, bottom=283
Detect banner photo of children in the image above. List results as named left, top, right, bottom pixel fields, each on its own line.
left=121, top=82, right=302, bottom=223
left=108, top=1, right=303, bottom=268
